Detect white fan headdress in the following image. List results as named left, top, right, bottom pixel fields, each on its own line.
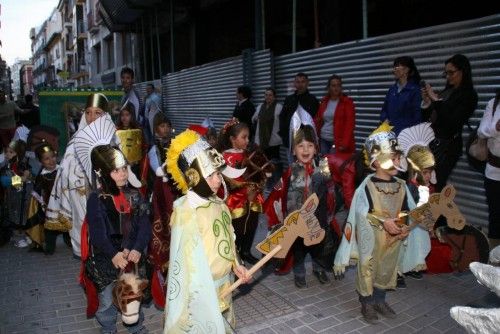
left=288, top=105, right=317, bottom=160
left=397, top=122, right=436, bottom=183
left=73, top=114, right=116, bottom=182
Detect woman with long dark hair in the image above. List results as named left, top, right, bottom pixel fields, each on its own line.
left=422, top=54, right=478, bottom=191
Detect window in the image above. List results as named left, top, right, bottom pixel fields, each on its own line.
left=94, top=43, right=101, bottom=73
left=105, top=36, right=114, bottom=69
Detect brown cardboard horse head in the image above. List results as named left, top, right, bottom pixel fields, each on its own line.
left=112, top=273, right=149, bottom=324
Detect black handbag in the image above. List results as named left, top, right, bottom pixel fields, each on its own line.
left=84, top=252, right=120, bottom=292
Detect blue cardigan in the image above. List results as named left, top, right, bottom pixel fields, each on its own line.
left=380, top=81, right=422, bottom=135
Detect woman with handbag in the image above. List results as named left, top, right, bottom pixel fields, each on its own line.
left=478, top=89, right=500, bottom=249
left=421, top=54, right=478, bottom=192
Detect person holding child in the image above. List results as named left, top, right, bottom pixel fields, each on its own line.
left=164, top=129, right=251, bottom=333
left=334, top=122, right=429, bottom=324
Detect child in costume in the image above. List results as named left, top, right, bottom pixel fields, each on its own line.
left=24, top=143, right=61, bottom=252
left=218, top=118, right=264, bottom=265
left=0, top=139, right=32, bottom=247
left=164, top=129, right=250, bottom=333
left=264, top=124, right=333, bottom=288
left=147, top=112, right=176, bottom=308
left=76, top=116, right=151, bottom=333
left=45, top=93, right=111, bottom=258
left=334, top=123, right=430, bottom=324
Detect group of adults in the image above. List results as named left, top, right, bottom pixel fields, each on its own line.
left=232, top=53, right=499, bottom=249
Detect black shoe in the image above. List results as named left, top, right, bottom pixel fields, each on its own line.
left=241, top=252, right=259, bottom=265
left=373, top=302, right=397, bottom=319
left=361, top=304, right=379, bottom=324
left=313, top=270, right=330, bottom=284
left=294, top=276, right=307, bottom=288
left=28, top=245, right=45, bottom=253
left=397, top=274, right=407, bottom=289
left=405, top=271, right=423, bottom=280
left=63, top=233, right=72, bottom=248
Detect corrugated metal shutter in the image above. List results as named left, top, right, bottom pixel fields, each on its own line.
left=162, top=56, right=244, bottom=131
left=250, top=50, right=274, bottom=106
left=273, top=14, right=500, bottom=228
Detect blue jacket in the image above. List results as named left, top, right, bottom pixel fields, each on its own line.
left=380, top=81, right=422, bottom=135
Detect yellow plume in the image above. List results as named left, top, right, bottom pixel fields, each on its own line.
left=166, top=129, right=200, bottom=194
left=370, top=120, right=393, bottom=135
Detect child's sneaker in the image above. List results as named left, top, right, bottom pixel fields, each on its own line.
left=361, top=304, right=379, bottom=324
left=405, top=271, right=423, bottom=280
left=15, top=238, right=29, bottom=248
left=397, top=274, right=407, bottom=289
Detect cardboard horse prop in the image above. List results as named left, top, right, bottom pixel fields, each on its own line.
left=221, top=194, right=324, bottom=298
left=112, top=272, right=149, bottom=325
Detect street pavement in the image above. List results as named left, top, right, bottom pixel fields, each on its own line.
left=1, top=219, right=497, bottom=334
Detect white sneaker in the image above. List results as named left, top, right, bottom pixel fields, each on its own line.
left=15, top=239, right=29, bottom=248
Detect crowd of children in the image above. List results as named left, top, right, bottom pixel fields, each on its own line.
left=1, top=88, right=479, bottom=332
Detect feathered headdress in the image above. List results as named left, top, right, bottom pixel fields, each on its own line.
left=166, top=129, right=201, bottom=194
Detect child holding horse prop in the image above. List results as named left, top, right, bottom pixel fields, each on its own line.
left=264, top=119, right=336, bottom=288
left=334, top=122, right=430, bottom=325
left=218, top=118, right=267, bottom=265
left=164, top=129, right=251, bottom=333
left=75, top=116, right=151, bottom=333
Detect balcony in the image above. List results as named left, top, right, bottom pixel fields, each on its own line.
left=87, top=11, right=100, bottom=34
left=77, top=19, right=88, bottom=39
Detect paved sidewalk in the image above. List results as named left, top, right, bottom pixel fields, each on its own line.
left=1, top=225, right=497, bottom=334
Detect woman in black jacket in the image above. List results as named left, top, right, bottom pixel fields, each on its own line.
left=421, top=54, right=478, bottom=191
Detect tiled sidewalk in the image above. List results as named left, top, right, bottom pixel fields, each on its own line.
left=1, top=227, right=496, bottom=334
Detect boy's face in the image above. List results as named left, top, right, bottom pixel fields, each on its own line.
left=41, top=151, right=57, bottom=171
left=121, top=73, right=134, bottom=90
left=422, top=168, right=433, bottom=185
left=293, top=140, right=316, bottom=164
left=205, top=171, right=222, bottom=194
left=5, top=147, right=16, bottom=160
left=375, top=153, right=401, bottom=177
left=110, top=166, right=128, bottom=188
left=156, top=123, right=171, bottom=138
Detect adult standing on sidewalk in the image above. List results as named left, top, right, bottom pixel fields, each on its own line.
left=422, top=54, right=478, bottom=191
left=232, top=85, right=256, bottom=135
left=279, top=72, right=319, bottom=150
left=380, top=56, right=422, bottom=135
left=0, top=89, right=25, bottom=147
left=314, top=74, right=356, bottom=155
left=252, top=88, right=283, bottom=162
left=478, top=89, right=500, bottom=249
left=120, top=67, right=143, bottom=127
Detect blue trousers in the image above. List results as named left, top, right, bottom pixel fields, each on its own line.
left=96, top=283, right=146, bottom=334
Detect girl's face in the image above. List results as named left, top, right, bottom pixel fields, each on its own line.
left=293, top=140, right=316, bottom=164
left=5, top=147, right=16, bottom=161
left=41, top=151, right=57, bottom=171
left=230, top=128, right=249, bottom=150
left=156, top=123, right=171, bottom=138
left=110, top=166, right=128, bottom=188
left=205, top=171, right=222, bottom=194
left=120, top=110, right=132, bottom=127
left=85, top=107, right=105, bottom=124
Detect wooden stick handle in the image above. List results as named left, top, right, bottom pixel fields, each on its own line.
left=220, top=245, right=282, bottom=299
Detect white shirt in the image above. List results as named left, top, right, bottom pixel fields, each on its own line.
left=478, top=97, right=500, bottom=181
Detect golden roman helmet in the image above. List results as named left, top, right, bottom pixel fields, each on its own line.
left=364, top=121, right=402, bottom=170
left=86, top=93, right=109, bottom=112
left=166, top=129, right=245, bottom=197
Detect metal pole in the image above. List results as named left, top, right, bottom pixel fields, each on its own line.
left=362, top=0, right=368, bottom=39
left=254, top=0, right=262, bottom=50
left=149, top=11, right=155, bottom=79
left=292, top=0, right=296, bottom=53
left=170, top=0, right=175, bottom=72
left=261, top=0, right=266, bottom=49
left=155, top=8, right=162, bottom=76
left=313, top=0, right=320, bottom=48
left=141, top=16, right=147, bottom=81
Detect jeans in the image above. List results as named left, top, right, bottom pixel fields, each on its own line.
left=96, top=283, right=146, bottom=334
left=358, top=288, right=386, bottom=305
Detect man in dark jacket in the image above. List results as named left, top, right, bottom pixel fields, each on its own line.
left=232, top=85, right=256, bottom=136
left=279, top=73, right=319, bottom=148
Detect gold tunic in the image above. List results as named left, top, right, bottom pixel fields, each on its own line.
left=356, top=177, right=407, bottom=296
